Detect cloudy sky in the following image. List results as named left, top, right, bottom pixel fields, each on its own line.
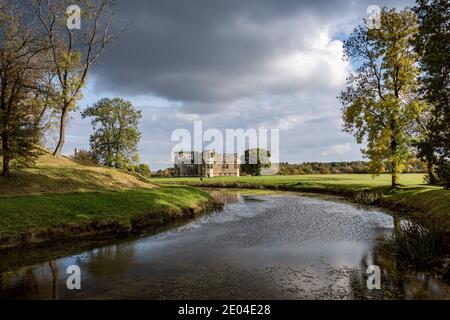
left=61, top=0, right=414, bottom=170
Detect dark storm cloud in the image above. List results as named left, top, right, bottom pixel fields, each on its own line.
left=93, top=0, right=413, bottom=105
left=63, top=0, right=415, bottom=169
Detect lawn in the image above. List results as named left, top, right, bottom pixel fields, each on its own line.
left=151, top=174, right=450, bottom=230
left=0, top=186, right=214, bottom=247
left=0, top=149, right=216, bottom=247
left=151, top=173, right=427, bottom=188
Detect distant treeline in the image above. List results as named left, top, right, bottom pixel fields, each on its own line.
left=277, top=160, right=425, bottom=175
left=152, top=160, right=426, bottom=177
left=153, top=168, right=175, bottom=177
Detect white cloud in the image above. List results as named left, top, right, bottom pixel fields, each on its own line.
left=321, top=143, right=352, bottom=156
left=61, top=0, right=414, bottom=170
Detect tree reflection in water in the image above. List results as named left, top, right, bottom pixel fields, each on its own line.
left=350, top=236, right=449, bottom=299
left=0, top=243, right=136, bottom=300
left=207, top=189, right=241, bottom=205
left=0, top=192, right=448, bottom=300
left=82, top=243, right=136, bottom=277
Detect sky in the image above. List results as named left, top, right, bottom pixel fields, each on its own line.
left=60, top=0, right=415, bottom=170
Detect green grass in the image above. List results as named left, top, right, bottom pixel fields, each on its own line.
left=0, top=149, right=215, bottom=247
left=0, top=150, right=156, bottom=197
left=0, top=186, right=213, bottom=246
left=150, top=174, right=450, bottom=230
left=150, top=174, right=430, bottom=195
left=150, top=173, right=426, bottom=187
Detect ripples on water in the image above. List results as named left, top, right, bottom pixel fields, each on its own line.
left=0, top=190, right=448, bottom=300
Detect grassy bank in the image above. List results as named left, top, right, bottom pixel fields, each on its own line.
left=0, top=151, right=156, bottom=197
left=0, top=186, right=216, bottom=248
left=150, top=174, right=450, bottom=230
left=0, top=151, right=218, bottom=248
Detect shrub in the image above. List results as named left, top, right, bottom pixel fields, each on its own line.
left=128, top=163, right=151, bottom=178
left=382, top=221, right=445, bottom=265
left=353, top=191, right=382, bottom=205
left=436, top=160, right=450, bottom=189
left=72, top=149, right=97, bottom=165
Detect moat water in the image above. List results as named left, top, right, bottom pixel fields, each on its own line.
left=0, top=190, right=448, bottom=299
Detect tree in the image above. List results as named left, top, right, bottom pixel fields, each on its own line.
left=0, top=2, right=47, bottom=176
left=72, top=148, right=98, bottom=164
left=241, top=148, right=271, bottom=176
left=128, top=163, right=151, bottom=178
left=28, top=73, right=59, bottom=145
left=339, top=8, right=427, bottom=187
left=31, top=0, right=117, bottom=157
left=319, top=164, right=331, bottom=175
left=82, top=98, right=141, bottom=168
left=413, top=0, right=450, bottom=188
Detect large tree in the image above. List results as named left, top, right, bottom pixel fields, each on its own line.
left=31, top=0, right=116, bottom=157
left=241, top=148, right=271, bottom=176
left=82, top=98, right=141, bottom=168
left=413, top=0, right=450, bottom=188
left=0, top=2, right=47, bottom=176
left=339, top=8, right=427, bottom=187
left=28, top=73, right=59, bottom=144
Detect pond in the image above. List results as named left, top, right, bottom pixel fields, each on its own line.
left=0, top=190, right=448, bottom=299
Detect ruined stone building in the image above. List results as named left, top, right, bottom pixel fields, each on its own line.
left=174, top=151, right=240, bottom=177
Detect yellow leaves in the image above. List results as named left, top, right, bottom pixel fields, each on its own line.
left=409, top=99, right=430, bottom=116
left=58, top=50, right=82, bottom=70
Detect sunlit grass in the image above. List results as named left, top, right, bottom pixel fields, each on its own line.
left=0, top=151, right=157, bottom=197
left=0, top=186, right=211, bottom=241
left=151, top=173, right=450, bottom=230
left=151, top=173, right=427, bottom=187
left=0, top=149, right=213, bottom=245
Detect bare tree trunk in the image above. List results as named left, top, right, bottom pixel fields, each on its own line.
left=391, top=172, right=399, bottom=188
left=426, top=156, right=438, bottom=185
left=390, top=157, right=400, bottom=188
left=53, top=107, right=68, bottom=157
left=1, top=132, right=9, bottom=177
left=49, top=261, right=59, bottom=300
left=391, top=152, right=400, bottom=187
left=390, top=150, right=400, bottom=188
left=390, top=120, right=400, bottom=188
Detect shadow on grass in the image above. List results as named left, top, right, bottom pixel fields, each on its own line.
left=0, top=166, right=153, bottom=197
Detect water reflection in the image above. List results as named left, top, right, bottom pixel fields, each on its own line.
left=0, top=191, right=448, bottom=300
left=83, top=244, right=136, bottom=278
left=1, top=264, right=60, bottom=299
left=349, top=243, right=449, bottom=299
left=207, top=189, right=241, bottom=205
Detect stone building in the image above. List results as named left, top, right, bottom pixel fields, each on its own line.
left=174, top=151, right=240, bottom=177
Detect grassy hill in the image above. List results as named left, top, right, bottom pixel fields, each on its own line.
left=0, top=151, right=216, bottom=248
left=0, top=149, right=156, bottom=197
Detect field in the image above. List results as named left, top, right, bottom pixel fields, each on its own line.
left=150, top=174, right=450, bottom=230
left=150, top=173, right=427, bottom=188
